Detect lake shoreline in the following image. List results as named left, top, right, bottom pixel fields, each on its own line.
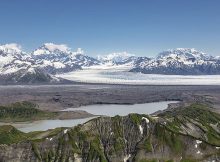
left=0, top=101, right=178, bottom=132
left=61, top=101, right=179, bottom=117
left=0, top=84, right=220, bottom=132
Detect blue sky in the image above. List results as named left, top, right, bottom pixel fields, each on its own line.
left=0, top=0, right=220, bottom=56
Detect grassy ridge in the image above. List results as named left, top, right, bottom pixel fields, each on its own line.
left=0, top=103, right=220, bottom=162
left=0, top=125, right=27, bottom=144
left=0, top=101, right=57, bottom=122
left=159, top=103, right=220, bottom=145
left=0, top=125, right=65, bottom=145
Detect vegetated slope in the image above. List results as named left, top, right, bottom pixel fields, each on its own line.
left=0, top=103, right=220, bottom=161
left=0, top=125, right=27, bottom=144
left=0, top=101, right=93, bottom=122
left=0, top=101, right=56, bottom=122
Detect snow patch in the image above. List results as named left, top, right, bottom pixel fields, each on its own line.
left=33, top=43, right=71, bottom=55
left=142, top=117, right=149, bottom=123
left=72, top=48, right=84, bottom=55
left=27, top=68, right=36, bottom=74
left=73, top=153, right=82, bottom=162
left=64, top=129, right=68, bottom=134
left=43, top=43, right=70, bottom=53
left=123, top=154, right=131, bottom=162
left=2, top=67, right=21, bottom=74
left=139, top=125, right=143, bottom=135
left=53, top=62, right=66, bottom=68
left=33, top=49, right=49, bottom=55
left=0, top=55, right=15, bottom=68
left=0, top=43, right=22, bottom=54
left=196, top=140, right=202, bottom=144
left=97, top=52, right=135, bottom=63
left=42, top=60, right=53, bottom=66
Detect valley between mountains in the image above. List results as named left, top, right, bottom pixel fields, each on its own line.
left=1, top=43, right=220, bottom=161
left=0, top=85, right=220, bottom=161
left=1, top=43, right=220, bottom=84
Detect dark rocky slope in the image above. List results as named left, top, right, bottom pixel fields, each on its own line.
left=130, top=63, right=220, bottom=75
left=0, top=68, right=74, bottom=85
left=0, top=103, right=220, bottom=162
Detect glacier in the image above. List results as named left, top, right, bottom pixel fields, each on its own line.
left=57, top=66, right=220, bottom=85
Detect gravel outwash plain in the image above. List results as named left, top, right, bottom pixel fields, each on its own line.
left=0, top=84, right=220, bottom=113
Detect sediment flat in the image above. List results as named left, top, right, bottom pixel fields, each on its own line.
left=0, top=84, right=220, bottom=113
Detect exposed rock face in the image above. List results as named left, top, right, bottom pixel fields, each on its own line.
left=0, top=104, right=220, bottom=162
left=0, top=68, right=72, bottom=84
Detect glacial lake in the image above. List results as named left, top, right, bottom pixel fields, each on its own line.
left=62, top=101, right=178, bottom=117
left=0, top=101, right=178, bottom=132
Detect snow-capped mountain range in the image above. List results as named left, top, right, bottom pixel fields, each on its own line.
left=32, top=43, right=99, bottom=74
left=131, top=48, right=220, bottom=75
left=0, top=43, right=220, bottom=84
left=97, top=52, right=135, bottom=65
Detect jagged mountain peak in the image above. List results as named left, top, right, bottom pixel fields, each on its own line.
left=215, top=56, right=220, bottom=60
left=0, top=67, right=71, bottom=84
left=0, top=43, right=30, bottom=72
left=97, top=52, right=135, bottom=63
left=71, top=48, right=84, bottom=55
left=31, top=44, right=97, bottom=74
left=32, top=43, right=86, bottom=57
left=157, top=48, right=211, bottom=60
left=0, top=43, right=23, bottom=55
left=1, top=43, right=220, bottom=83
left=131, top=48, right=220, bottom=75
left=32, top=43, right=71, bottom=55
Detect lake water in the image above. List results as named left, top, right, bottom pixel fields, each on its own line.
left=62, top=101, right=178, bottom=116
left=0, top=117, right=95, bottom=133
left=0, top=101, right=177, bottom=133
